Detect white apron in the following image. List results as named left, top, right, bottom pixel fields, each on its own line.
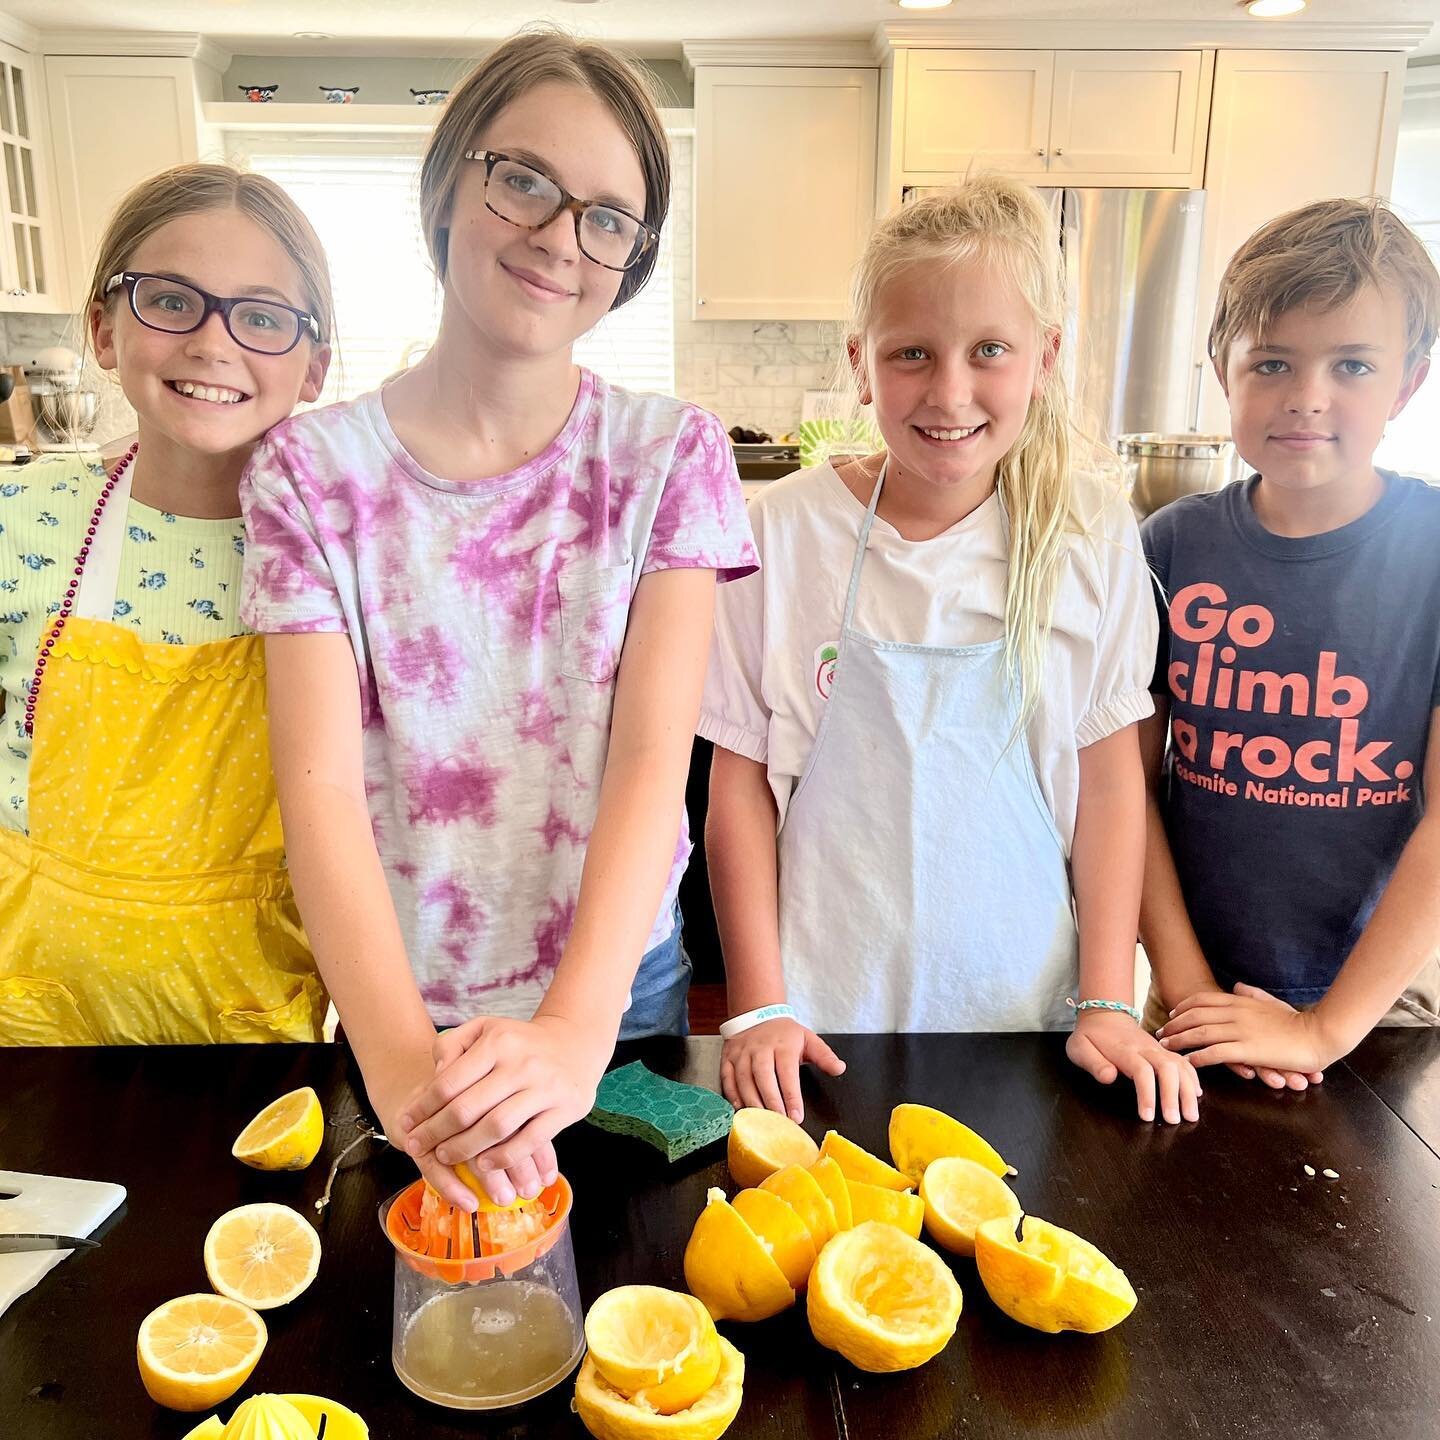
left=777, top=464, right=1078, bottom=1032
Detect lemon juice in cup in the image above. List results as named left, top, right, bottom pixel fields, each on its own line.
left=380, top=1173, right=584, bottom=1408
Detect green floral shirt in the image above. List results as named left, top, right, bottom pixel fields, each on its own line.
left=0, top=454, right=247, bottom=834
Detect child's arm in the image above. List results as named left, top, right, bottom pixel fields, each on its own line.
left=1161, top=709, right=1440, bottom=1073
left=399, top=568, right=720, bottom=1197
left=707, top=746, right=845, bottom=1122
left=1140, top=702, right=1321, bottom=1090
left=1065, top=723, right=1201, bottom=1124
left=264, top=632, right=478, bottom=1210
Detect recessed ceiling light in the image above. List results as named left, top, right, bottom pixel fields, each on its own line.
left=1242, top=0, right=1306, bottom=16
left=897, top=0, right=955, bottom=9
left=292, top=31, right=333, bottom=40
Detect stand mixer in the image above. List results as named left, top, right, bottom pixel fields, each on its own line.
left=25, top=346, right=99, bottom=449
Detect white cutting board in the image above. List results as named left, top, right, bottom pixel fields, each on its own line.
left=0, top=1170, right=126, bottom=1316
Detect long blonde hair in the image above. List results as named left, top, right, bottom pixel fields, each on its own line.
left=846, top=175, right=1087, bottom=736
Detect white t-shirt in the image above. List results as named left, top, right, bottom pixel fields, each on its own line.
left=699, top=461, right=1156, bottom=850
left=240, top=371, right=757, bottom=1026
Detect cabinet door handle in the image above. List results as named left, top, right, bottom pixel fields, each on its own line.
left=6, top=288, right=26, bottom=297
left=697, top=297, right=706, bottom=307
left=1053, top=148, right=1064, bottom=158
left=1035, top=149, right=1046, bottom=158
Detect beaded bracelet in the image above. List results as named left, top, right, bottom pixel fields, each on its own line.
left=719, top=1003, right=798, bottom=1039
left=1066, top=997, right=1143, bottom=1025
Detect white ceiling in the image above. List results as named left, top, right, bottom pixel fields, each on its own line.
left=6, top=0, right=1439, bottom=58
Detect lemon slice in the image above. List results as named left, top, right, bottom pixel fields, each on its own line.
left=921, top=1156, right=1022, bottom=1256
left=727, top=1108, right=819, bottom=1188
left=845, top=1178, right=925, bottom=1238
left=585, top=1285, right=721, bottom=1415
left=574, top=1334, right=745, bottom=1440
left=818, top=1131, right=911, bottom=1191
left=807, top=1221, right=962, bottom=1373
left=683, top=1188, right=794, bottom=1323
left=137, top=1293, right=267, bottom=1412
left=204, top=1203, right=321, bottom=1310
left=231, top=1087, right=324, bottom=1171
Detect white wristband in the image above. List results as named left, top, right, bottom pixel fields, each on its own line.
left=719, top=1003, right=798, bottom=1039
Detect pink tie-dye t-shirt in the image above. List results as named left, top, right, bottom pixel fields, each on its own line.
left=239, top=369, right=758, bottom=1024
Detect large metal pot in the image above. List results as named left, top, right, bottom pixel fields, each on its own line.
left=1116, top=433, right=1244, bottom=518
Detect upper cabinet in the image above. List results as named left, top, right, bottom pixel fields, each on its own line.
left=44, top=54, right=220, bottom=311
left=0, top=40, right=65, bottom=313
left=693, top=64, right=878, bottom=321
left=886, top=48, right=1213, bottom=202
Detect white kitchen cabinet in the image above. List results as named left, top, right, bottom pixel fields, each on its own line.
left=693, top=66, right=877, bottom=321
left=901, top=50, right=1052, bottom=177
left=1192, top=49, right=1405, bottom=431
left=44, top=54, right=220, bottom=311
left=886, top=47, right=1211, bottom=203
left=0, top=40, right=64, bottom=313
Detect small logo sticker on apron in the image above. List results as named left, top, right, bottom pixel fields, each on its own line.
left=814, top=643, right=839, bottom=701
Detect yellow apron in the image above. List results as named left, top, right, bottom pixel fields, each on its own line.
left=0, top=451, right=324, bottom=1045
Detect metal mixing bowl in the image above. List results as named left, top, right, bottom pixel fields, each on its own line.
left=36, top=390, right=98, bottom=444
left=1116, top=433, right=1245, bottom=517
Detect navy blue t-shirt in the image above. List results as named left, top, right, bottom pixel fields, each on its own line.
left=1142, top=473, right=1440, bottom=1005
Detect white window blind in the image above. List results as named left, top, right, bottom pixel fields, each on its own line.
left=232, top=134, right=674, bottom=405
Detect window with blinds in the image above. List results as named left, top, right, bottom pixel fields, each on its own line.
left=232, top=134, right=675, bottom=405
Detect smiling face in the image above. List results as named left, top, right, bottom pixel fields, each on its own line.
left=1218, top=281, right=1429, bottom=499
left=853, top=255, right=1052, bottom=502
left=91, top=207, right=328, bottom=458
left=439, top=80, right=646, bottom=362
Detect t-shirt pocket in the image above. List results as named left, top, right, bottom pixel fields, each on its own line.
left=558, top=561, right=633, bottom=683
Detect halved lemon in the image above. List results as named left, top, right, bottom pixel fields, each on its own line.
left=974, top=1215, right=1136, bottom=1334
left=921, top=1156, right=1022, bottom=1257
left=818, top=1131, right=911, bottom=1192
left=137, top=1293, right=267, bottom=1411
left=845, top=1178, right=924, bottom=1239
left=574, top=1334, right=744, bottom=1440
left=204, top=1203, right=321, bottom=1310
left=731, top=1187, right=816, bottom=1291
left=585, top=1286, right=722, bottom=1415
left=806, top=1157, right=853, bottom=1230
left=807, top=1221, right=962, bottom=1372
left=683, top=1188, right=794, bottom=1323
left=758, top=1165, right=836, bottom=1251
left=727, top=1108, right=819, bottom=1188
left=889, top=1103, right=1008, bottom=1183
left=231, top=1087, right=324, bottom=1171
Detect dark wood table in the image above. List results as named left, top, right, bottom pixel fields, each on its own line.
left=2, top=1033, right=1437, bottom=1439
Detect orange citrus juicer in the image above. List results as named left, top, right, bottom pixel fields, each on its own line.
left=383, top=1166, right=572, bottom=1284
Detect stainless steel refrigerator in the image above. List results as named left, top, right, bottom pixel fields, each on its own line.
left=904, top=186, right=1207, bottom=443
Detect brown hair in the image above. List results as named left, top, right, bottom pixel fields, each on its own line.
left=88, top=162, right=335, bottom=345
left=419, top=27, right=670, bottom=309
left=1210, top=197, right=1440, bottom=372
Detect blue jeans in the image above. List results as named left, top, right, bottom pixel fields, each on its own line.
left=618, top=903, right=692, bottom=1041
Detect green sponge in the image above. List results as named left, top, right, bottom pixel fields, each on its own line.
left=587, top=1061, right=734, bottom=1161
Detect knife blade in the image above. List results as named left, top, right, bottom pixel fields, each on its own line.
left=0, top=1233, right=100, bottom=1253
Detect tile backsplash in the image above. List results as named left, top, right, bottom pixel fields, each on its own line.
left=669, top=134, right=847, bottom=441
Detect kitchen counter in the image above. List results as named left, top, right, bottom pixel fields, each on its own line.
left=2, top=1032, right=1437, bottom=1438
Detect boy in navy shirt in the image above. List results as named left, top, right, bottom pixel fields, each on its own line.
left=1142, top=198, right=1440, bottom=1090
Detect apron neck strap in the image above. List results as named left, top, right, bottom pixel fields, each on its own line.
left=839, top=457, right=886, bottom=637
left=74, top=461, right=135, bottom=623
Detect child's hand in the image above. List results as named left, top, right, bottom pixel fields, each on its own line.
left=1157, top=982, right=1334, bottom=1076
left=398, top=1013, right=610, bottom=1205
left=369, top=1050, right=483, bottom=1212
left=720, top=1019, right=846, bottom=1123
left=1173, top=983, right=1325, bottom=1089
left=1066, top=1008, right=1201, bottom=1124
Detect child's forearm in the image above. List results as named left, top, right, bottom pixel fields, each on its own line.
left=1137, top=710, right=1217, bottom=1006
left=705, top=746, right=785, bottom=1015
left=1073, top=726, right=1148, bottom=1008
left=282, top=775, right=437, bottom=1112
left=1314, top=807, right=1440, bottom=1057
left=536, top=569, right=715, bottom=1048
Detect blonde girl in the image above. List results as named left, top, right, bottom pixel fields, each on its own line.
left=240, top=30, right=756, bottom=1210
left=0, top=164, right=332, bottom=1044
left=703, top=176, right=1200, bottom=1124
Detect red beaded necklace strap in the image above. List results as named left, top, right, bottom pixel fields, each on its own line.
left=23, top=443, right=140, bottom=739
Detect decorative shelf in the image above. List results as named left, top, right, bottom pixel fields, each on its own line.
left=204, top=102, right=439, bottom=132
